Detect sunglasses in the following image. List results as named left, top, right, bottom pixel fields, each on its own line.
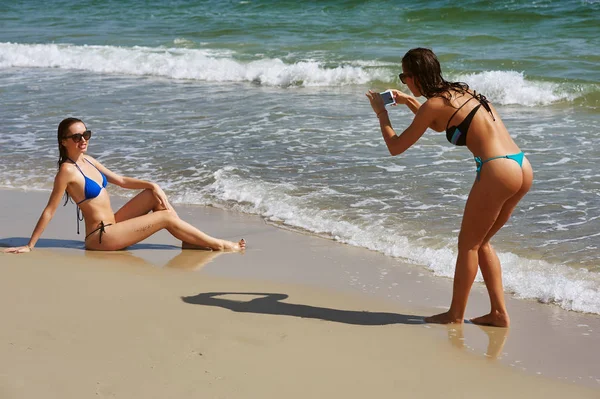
left=399, top=73, right=412, bottom=84
left=65, top=130, right=92, bottom=143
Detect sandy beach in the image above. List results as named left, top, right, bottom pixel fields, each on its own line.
left=1, top=188, right=599, bottom=398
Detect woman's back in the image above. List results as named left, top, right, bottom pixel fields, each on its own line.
left=431, top=89, right=520, bottom=157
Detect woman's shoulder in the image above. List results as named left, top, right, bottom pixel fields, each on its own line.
left=57, top=161, right=80, bottom=180
left=422, top=95, right=448, bottom=112
left=83, top=155, right=101, bottom=167
left=431, top=88, right=475, bottom=110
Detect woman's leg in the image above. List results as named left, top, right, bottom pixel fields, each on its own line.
left=115, top=189, right=208, bottom=247
left=85, top=210, right=245, bottom=252
left=425, top=158, right=525, bottom=324
left=472, top=158, right=533, bottom=326
left=114, top=188, right=172, bottom=223
left=165, top=217, right=244, bottom=251
left=474, top=243, right=509, bottom=326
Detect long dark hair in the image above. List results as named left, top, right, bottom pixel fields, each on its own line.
left=401, top=48, right=469, bottom=101
left=57, top=117, right=84, bottom=168
left=57, top=117, right=85, bottom=204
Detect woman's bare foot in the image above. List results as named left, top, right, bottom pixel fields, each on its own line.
left=425, top=311, right=464, bottom=324
left=470, top=310, right=510, bottom=328
left=182, top=238, right=245, bottom=251
left=221, top=238, right=246, bottom=252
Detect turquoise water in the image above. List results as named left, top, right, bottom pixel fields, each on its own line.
left=1, top=0, right=599, bottom=314
left=2, top=1, right=599, bottom=84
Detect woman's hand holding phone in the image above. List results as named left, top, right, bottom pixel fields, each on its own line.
left=390, top=89, right=412, bottom=105
left=380, top=90, right=396, bottom=107
left=366, top=90, right=386, bottom=115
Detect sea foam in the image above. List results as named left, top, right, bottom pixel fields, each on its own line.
left=0, top=42, right=382, bottom=87
left=0, top=42, right=595, bottom=107
left=454, top=70, right=576, bottom=106
left=169, top=168, right=600, bottom=315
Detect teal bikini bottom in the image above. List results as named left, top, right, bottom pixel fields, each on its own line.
left=474, top=152, right=524, bottom=181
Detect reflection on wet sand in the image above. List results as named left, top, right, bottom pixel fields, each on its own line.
left=446, top=324, right=509, bottom=359
left=84, top=248, right=224, bottom=271
left=164, top=250, right=223, bottom=271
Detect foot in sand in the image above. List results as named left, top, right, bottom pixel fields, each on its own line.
left=470, top=310, right=510, bottom=328
left=425, top=311, right=464, bottom=324
left=182, top=238, right=246, bottom=252
left=224, top=238, right=246, bottom=251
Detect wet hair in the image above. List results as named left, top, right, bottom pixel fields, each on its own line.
left=57, top=117, right=85, bottom=204
left=401, top=48, right=469, bottom=101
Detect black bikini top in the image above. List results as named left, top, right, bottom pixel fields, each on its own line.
left=445, top=91, right=495, bottom=146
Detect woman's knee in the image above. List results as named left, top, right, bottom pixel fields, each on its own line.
left=457, top=234, right=482, bottom=254
left=141, top=188, right=164, bottom=211
left=478, top=241, right=492, bottom=256
left=155, top=208, right=179, bottom=226
left=457, top=223, right=490, bottom=254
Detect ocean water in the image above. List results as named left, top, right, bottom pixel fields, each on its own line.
left=0, top=0, right=599, bottom=314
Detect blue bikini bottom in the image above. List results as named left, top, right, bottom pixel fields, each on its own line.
left=474, top=152, right=524, bottom=181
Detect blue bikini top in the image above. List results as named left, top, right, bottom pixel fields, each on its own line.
left=68, top=157, right=107, bottom=204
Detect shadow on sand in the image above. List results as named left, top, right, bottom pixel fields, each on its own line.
left=0, top=237, right=179, bottom=250
left=182, top=292, right=509, bottom=357
left=181, top=292, right=426, bottom=326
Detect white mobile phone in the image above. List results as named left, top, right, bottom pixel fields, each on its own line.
left=380, top=90, right=396, bottom=107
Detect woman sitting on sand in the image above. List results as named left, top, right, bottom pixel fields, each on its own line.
left=4, top=117, right=245, bottom=254
left=366, top=48, right=533, bottom=327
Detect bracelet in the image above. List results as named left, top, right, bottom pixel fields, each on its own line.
left=25, top=244, right=32, bottom=251
left=376, top=109, right=388, bottom=118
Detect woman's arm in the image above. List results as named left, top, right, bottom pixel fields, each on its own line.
left=90, top=157, right=153, bottom=190
left=391, top=89, right=422, bottom=115
left=3, top=169, right=71, bottom=253
left=89, top=156, right=173, bottom=210
left=366, top=90, right=436, bottom=156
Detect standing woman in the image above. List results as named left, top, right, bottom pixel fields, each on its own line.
left=4, top=118, right=245, bottom=254
left=366, top=48, right=533, bottom=327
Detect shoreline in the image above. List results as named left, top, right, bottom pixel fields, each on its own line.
left=1, top=187, right=599, bottom=396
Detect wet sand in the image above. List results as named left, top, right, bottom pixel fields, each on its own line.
left=1, top=188, right=599, bottom=398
